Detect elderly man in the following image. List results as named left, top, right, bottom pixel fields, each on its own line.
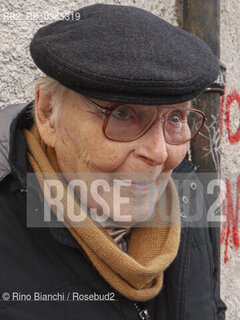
left=0, top=3, right=226, bottom=320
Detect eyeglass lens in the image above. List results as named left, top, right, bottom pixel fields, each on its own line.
left=104, top=104, right=204, bottom=144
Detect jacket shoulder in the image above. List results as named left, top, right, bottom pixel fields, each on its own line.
left=0, top=103, right=29, bottom=182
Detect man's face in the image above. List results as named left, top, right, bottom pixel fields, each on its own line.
left=48, top=89, right=188, bottom=225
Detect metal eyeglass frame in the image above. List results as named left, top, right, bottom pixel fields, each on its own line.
left=82, top=95, right=206, bottom=145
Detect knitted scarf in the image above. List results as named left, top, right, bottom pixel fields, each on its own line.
left=23, top=124, right=181, bottom=302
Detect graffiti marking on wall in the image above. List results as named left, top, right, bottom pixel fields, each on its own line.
left=221, top=175, right=240, bottom=263
left=221, top=90, right=240, bottom=144
left=199, top=114, right=221, bottom=171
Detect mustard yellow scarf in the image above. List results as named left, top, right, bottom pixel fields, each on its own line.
left=24, top=124, right=181, bottom=302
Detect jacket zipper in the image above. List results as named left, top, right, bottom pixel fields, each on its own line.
left=133, top=302, right=151, bottom=320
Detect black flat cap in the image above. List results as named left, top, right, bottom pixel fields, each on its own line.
left=30, top=3, right=219, bottom=105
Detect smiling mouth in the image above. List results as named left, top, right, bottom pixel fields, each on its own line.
left=130, top=181, right=154, bottom=191
left=110, top=174, right=157, bottom=190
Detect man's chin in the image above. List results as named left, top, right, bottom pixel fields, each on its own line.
left=111, top=202, right=157, bottom=227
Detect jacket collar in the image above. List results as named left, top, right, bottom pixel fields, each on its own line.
left=6, top=101, right=34, bottom=188
left=9, top=101, right=35, bottom=187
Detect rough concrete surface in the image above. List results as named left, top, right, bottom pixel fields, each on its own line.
left=0, top=0, right=239, bottom=319
left=220, top=0, right=240, bottom=319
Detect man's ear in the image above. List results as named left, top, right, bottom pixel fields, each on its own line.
left=35, top=89, right=56, bottom=147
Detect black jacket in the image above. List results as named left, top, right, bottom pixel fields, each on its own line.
left=0, top=102, right=227, bottom=320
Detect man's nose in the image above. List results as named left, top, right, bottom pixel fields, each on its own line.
left=133, top=120, right=168, bottom=166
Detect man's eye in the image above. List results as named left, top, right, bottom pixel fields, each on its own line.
left=168, top=113, right=182, bottom=124
left=112, top=106, right=134, bottom=120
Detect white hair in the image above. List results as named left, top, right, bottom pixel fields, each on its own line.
left=33, top=76, right=67, bottom=125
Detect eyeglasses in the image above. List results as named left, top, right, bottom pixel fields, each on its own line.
left=82, top=95, right=206, bottom=145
